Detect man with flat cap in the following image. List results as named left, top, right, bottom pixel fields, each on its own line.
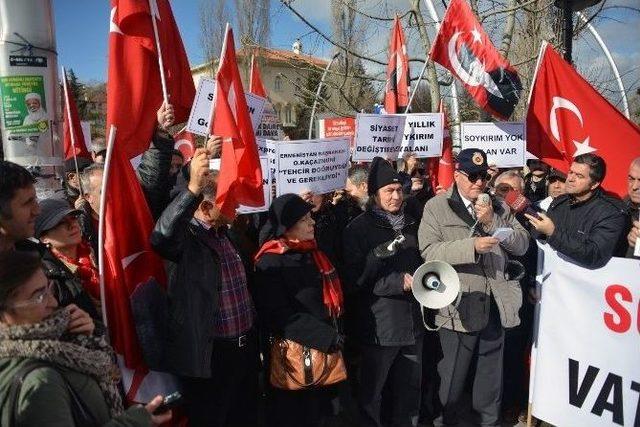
left=343, top=157, right=424, bottom=427
left=418, top=149, right=529, bottom=427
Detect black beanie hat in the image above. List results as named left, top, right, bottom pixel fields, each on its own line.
left=264, top=194, right=313, bottom=240
left=367, top=157, right=401, bottom=196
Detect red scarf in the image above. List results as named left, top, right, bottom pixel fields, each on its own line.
left=53, top=241, right=101, bottom=300
left=255, top=239, right=344, bottom=317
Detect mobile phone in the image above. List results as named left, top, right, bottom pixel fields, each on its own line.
left=152, top=391, right=183, bottom=415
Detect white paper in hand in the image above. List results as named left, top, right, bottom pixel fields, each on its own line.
left=492, top=227, right=513, bottom=242
left=634, top=212, right=640, bottom=257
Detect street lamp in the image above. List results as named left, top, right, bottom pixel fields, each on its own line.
left=553, top=0, right=603, bottom=62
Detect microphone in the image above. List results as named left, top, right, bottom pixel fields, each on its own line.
left=477, top=193, right=491, bottom=206
left=504, top=190, right=541, bottom=220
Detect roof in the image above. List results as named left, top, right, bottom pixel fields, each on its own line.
left=191, top=46, right=329, bottom=73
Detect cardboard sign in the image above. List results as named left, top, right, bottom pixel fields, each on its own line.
left=237, top=157, right=271, bottom=214
left=399, top=113, right=444, bottom=158
left=275, top=138, right=350, bottom=196
left=256, top=101, right=284, bottom=140
left=352, top=113, right=406, bottom=161
left=318, top=117, right=356, bottom=146
left=186, top=77, right=266, bottom=136
left=461, top=122, right=526, bottom=167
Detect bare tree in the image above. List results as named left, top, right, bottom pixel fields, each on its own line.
left=199, top=0, right=229, bottom=76
left=235, top=0, right=271, bottom=48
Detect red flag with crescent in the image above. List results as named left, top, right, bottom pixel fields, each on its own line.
left=384, top=16, right=410, bottom=113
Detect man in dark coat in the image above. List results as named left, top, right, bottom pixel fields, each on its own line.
left=527, top=153, right=627, bottom=269
left=150, top=148, right=258, bottom=427
left=623, top=157, right=640, bottom=258
left=343, top=157, right=424, bottom=427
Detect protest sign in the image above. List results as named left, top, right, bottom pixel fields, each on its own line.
left=0, top=75, right=49, bottom=134
left=186, top=77, right=216, bottom=136
left=318, top=117, right=356, bottom=146
left=530, top=244, right=640, bottom=427
left=275, top=138, right=350, bottom=196
left=399, top=113, right=444, bottom=158
left=237, top=157, right=271, bottom=214
left=256, top=101, right=285, bottom=140
left=352, top=113, right=406, bottom=161
left=187, top=77, right=266, bottom=136
left=461, top=122, right=526, bottom=167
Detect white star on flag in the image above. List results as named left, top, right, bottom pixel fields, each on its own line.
left=471, top=28, right=482, bottom=43
left=572, top=137, right=597, bottom=157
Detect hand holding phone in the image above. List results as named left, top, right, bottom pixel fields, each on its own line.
left=152, top=391, right=183, bottom=415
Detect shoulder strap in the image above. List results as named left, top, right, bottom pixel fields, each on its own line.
left=7, top=359, right=98, bottom=427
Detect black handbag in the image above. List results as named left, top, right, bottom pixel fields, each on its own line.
left=7, top=359, right=99, bottom=427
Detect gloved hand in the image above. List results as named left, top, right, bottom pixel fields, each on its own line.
left=373, top=235, right=406, bottom=259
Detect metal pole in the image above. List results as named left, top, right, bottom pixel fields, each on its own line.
left=148, top=0, right=169, bottom=103
left=423, top=0, right=461, bottom=147
left=406, top=60, right=429, bottom=112
left=97, top=124, right=117, bottom=332
left=308, top=52, right=340, bottom=139
left=576, top=11, right=630, bottom=118
left=563, top=0, right=573, bottom=62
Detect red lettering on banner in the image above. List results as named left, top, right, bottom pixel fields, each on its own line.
left=603, top=284, right=638, bottom=334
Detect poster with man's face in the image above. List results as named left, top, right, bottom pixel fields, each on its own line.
left=0, top=75, right=49, bottom=134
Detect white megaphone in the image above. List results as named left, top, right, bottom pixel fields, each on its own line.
left=411, top=260, right=460, bottom=310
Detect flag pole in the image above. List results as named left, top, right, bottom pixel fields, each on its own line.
left=525, top=41, right=548, bottom=108
left=308, top=52, right=340, bottom=139
left=97, top=124, right=117, bottom=333
left=405, top=60, right=428, bottom=112
left=148, top=0, right=169, bottom=104
left=61, top=66, right=84, bottom=198
left=207, top=23, right=230, bottom=136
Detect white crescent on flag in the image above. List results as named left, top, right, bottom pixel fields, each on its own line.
left=549, top=96, right=596, bottom=156
left=447, top=32, right=502, bottom=99
left=110, top=7, right=123, bottom=34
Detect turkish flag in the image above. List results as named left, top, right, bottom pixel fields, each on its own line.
left=249, top=55, right=268, bottom=98
left=427, top=100, right=454, bottom=191
left=62, top=69, right=91, bottom=161
left=384, top=16, right=410, bottom=113
left=102, top=136, right=175, bottom=402
left=211, top=27, right=264, bottom=218
left=527, top=43, right=640, bottom=197
left=173, top=127, right=196, bottom=161
left=429, top=0, right=522, bottom=119
left=107, top=0, right=195, bottom=159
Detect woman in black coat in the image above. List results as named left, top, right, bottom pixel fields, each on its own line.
left=255, top=194, right=346, bottom=427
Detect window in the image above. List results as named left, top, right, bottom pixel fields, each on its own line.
left=274, top=75, right=282, bottom=92
left=285, top=105, right=292, bottom=124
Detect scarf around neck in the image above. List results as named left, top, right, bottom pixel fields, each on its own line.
left=255, top=239, right=344, bottom=318
left=372, top=204, right=406, bottom=232
left=0, top=309, right=124, bottom=417
left=53, top=241, right=100, bottom=300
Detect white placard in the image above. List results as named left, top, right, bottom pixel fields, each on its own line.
left=256, top=100, right=284, bottom=140
left=275, top=138, right=351, bottom=196
left=186, top=77, right=266, bottom=137
left=530, top=243, right=640, bottom=427
left=461, top=122, right=526, bottom=168
left=245, top=93, right=267, bottom=133
left=399, top=113, right=444, bottom=158
left=237, top=157, right=271, bottom=214
left=186, top=77, right=216, bottom=136
left=352, top=113, right=406, bottom=161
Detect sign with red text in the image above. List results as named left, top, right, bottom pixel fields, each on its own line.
left=530, top=243, right=640, bottom=427
left=318, top=117, right=356, bottom=146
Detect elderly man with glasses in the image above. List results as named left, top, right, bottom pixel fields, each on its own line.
left=418, top=149, right=529, bottom=427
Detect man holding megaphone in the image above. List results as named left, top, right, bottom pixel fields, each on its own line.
left=417, top=149, right=529, bottom=427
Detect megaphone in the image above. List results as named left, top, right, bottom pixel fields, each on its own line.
left=411, top=261, right=460, bottom=309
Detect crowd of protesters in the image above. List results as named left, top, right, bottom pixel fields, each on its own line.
left=0, top=102, right=634, bottom=427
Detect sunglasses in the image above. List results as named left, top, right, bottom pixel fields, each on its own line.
left=459, top=170, right=490, bottom=183
left=495, top=184, right=514, bottom=193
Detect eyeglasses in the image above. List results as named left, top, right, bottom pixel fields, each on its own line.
left=6, top=280, right=54, bottom=309
left=495, top=184, right=514, bottom=193
left=459, top=170, right=490, bottom=183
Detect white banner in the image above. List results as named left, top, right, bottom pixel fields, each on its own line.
left=461, top=122, right=526, bottom=167
left=275, top=137, right=350, bottom=196
left=530, top=244, right=640, bottom=427
left=186, top=77, right=266, bottom=136
left=352, top=113, right=406, bottom=161
left=256, top=100, right=284, bottom=140
left=186, top=77, right=216, bottom=136
left=399, top=113, right=444, bottom=158
left=237, top=157, right=271, bottom=214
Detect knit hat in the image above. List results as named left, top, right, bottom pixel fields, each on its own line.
left=367, top=157, right=401, bottom=196
left=263, top=194, right=313, bottom=240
